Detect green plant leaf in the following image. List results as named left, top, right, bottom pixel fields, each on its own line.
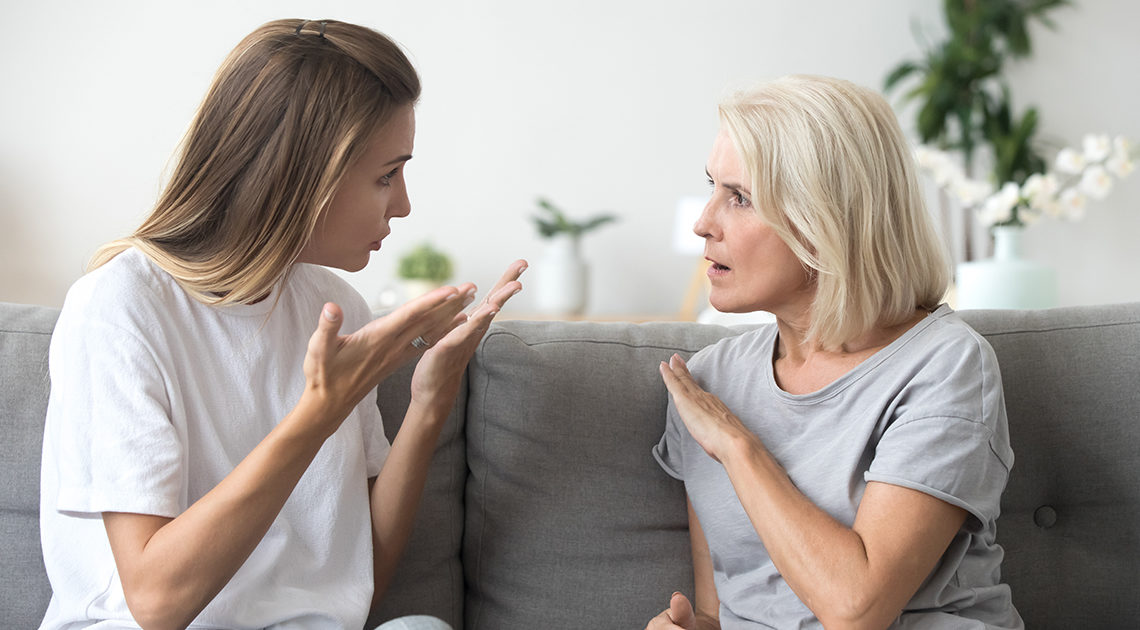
left=397, top=242, right=453, bottom=283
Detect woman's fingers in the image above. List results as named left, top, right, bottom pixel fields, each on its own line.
left=473, top=259, right=527, bottom=311
left=667, top=591, right=696, bottom=629
left=306, top=302, right=344, bottom=367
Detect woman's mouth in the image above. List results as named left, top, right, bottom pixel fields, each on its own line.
left=707, top=259, right=731, bottom=277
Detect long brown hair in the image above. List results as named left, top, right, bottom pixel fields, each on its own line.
left=90, top=19, right=421, bottom=305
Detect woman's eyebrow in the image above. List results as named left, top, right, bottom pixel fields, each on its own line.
left=384, top=154, right=413, bottom=166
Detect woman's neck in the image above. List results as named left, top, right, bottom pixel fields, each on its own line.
left=773, top=308, right=929, bottom=395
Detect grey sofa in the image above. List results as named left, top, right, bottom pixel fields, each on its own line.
left=3, top=300, right=1139, bottom=629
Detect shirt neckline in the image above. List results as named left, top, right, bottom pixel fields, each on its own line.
left=764, top=304, right=952, bottom=403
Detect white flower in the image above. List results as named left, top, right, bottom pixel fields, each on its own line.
left=1106, top=154, right=1135, bottom=177
left=1058, top=188, right=1088, bottom=221
left=953, top=178, right=994, bottom=205
left=1082, top=134, right=1112, bottom=162
left=1078, top=165, right=1113, bottom=200
left=1113, top=136, right=1131, bottom=158
left=1055, top=147, right=1086, bottom=174
left=916, top=146, right=964, bottom=187
left=1021, top=173, right=1060, bottom=210
left=978, top=182, right=1021, bottom=225
left=914, top=146, right=940, bottom=170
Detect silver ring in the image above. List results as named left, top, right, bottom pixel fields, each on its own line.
left=411, top=335, right=430, bottom=350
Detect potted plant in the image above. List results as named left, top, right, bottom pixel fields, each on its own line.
left=884, top=0, right=1069, bottom=266
left=530, top=197, right=617, bottom=315
left=397, top=242, right=454, bottom=299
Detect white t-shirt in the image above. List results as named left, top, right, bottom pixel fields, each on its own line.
left=39, top=248, right=391, bottom=629
left=655, top=305, right=1023, bottom=629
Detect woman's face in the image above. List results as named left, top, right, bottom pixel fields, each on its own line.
left=697, top=129, right=814, bottom=316
left=299, top=104, right=416, bottom=272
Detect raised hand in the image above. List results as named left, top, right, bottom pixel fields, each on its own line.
left=409, top=259, right=527, bottom=410
left=301, top=284, right=480, bottom=436
left=658, top=353, right=753, bottom=464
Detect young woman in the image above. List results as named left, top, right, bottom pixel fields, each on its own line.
left=646, top=76, right=1022, bottom=629
left=38, top=19, right=523, bottom=630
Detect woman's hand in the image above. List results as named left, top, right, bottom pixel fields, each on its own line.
left=658, top=353, right=754, bottom=463
left=647, top=592, right=720, bottom=630
left=409, top=259, right=526, bottom=412
left=301, top=283, right=486, bottom=436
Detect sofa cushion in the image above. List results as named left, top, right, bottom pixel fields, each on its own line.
left=962, top=304, right=1140, bottom=629
left=463, top=320, right=742, bottom=629
left=0, top=302, right=58, bottom=628
left=370, top=358, right=468, bottom=629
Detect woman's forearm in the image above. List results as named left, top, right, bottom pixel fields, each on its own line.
left=368, top=398, right=450, bottom=606
left=104, top=400, right=336, bottom=630
left=718, top=435, right=956, bottom=630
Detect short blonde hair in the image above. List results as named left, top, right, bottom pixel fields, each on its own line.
left=718, top=75, right=949, bottom=350
left=90, top=19, right=420, bottom=305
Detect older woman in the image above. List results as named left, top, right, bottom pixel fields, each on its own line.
left=647, top=75, right=1022, bottom=629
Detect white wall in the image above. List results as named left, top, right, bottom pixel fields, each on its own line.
left=2, top=1, right=1136, bottom=314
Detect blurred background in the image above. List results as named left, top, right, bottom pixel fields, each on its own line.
left=2, top=0, right=1137, bottom=318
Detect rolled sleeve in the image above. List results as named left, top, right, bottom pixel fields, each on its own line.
left=652, top=400, right=686, bottom=481
left=866, top=415, right=1012, bottom=526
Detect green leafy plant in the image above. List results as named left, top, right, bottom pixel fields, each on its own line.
left=397, top=242, right=453, bottom=283
left=531, top=197, right=617, bottom=239
left=885, top=0, right=1069, bottom=184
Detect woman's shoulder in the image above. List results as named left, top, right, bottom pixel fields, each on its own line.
left=689, top=322, right=778, bottom=372
left=60, top=248, right=179, bottom=325
left=909, top=305, right=1000, bottom=372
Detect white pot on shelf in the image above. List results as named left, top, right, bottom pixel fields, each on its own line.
left=400, top=278, right=443, bottom=302
left=534, top=234, right=588, bottom=316
left=956, top=225, right=1056, bottom=310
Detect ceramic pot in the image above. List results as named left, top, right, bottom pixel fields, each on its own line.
left=955, top=225, right=1056, bottom=310
left=534, top=235, right=588, bottom=315
left=401, top=279, right=443, bottom=301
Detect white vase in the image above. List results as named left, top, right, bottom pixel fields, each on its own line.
left=955, top=225, right=1056, bottom=310
left=534, top=235, right=588, bottom=315
left=401, top=279, right=443, bottom=302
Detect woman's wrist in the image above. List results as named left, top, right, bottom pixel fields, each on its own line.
left=719, top=429, right=777, bottom=477
left=405, top=395, right=455, bottom=427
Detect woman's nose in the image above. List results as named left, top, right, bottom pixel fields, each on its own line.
left=693, top=201, right=718, bottom=240
left=388, top=184, right=412, bottom=219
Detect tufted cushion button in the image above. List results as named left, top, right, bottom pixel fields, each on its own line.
left=1033, top=505, right=1058, bottom=528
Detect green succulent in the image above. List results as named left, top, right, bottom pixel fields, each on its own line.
left=397, top=242, right=453, bottom=283
left=531, top=198, right=617, bottom=239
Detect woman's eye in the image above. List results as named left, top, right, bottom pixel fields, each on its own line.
left=379, top=167, right=400, bottom=185
left=706, top=176, right=715, bottom=189
left=732, top=192, right=752, bottom=208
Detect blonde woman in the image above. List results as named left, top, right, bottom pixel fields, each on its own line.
left=647, top=76, right=1022, bottom=629
left=39, top=19, right=523, bottom=630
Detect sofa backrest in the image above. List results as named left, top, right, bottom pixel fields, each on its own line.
left=0, top=302, right=57, bottom=628
left=460, top=320, right=737, bottom=629
left=4, top=301, right=1140, bottom=629
left=960, top=304, right=1140, bottom=628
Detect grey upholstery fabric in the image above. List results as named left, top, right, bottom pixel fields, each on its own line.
left=4, top=301, right=1139, bottom=630
left=370, top=359, right=468, bottom=629
left=463, top=321, right=738, bottom=629
left=961, top=305, right=1140, bottom=628
left=0, top=302, right=57, bottom=628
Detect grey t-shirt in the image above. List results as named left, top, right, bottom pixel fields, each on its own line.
left=653, top=305, right=1023, bottom=629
